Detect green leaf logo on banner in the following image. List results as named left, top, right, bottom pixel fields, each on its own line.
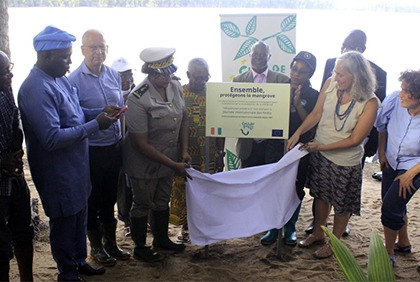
left=280, top=15, right=296, bottom=32
left=245, top=16, right=257, bottom=35
left=221, top=21, right=241, bottom=38
left=234, top=38, right=258, bottom=60
left=276, top=34, right=295, bottom=54
left=226, top=149, right=240, bottom=171
left=221, top=15, right=296, bottom=60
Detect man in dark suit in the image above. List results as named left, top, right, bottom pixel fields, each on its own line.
left=233, top=41, right=289, bottom=168
left=306, top=29, right=387, bottom=236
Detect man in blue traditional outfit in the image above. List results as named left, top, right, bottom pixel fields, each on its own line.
left=18, top=26, right=119, bottom=281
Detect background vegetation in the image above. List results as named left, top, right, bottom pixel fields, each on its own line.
left=6, top=0, right=420, bottom=13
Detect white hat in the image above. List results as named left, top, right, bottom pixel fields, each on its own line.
left=111, top=57, right=133, bottom=73
left=140, top=47, right=177, bottom=75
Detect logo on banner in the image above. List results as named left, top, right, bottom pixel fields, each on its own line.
left=221, top=15, right=296, bottom=61
left=220, top=13, right=297, bottom=82
left=240, top=121, right=255, bottom=136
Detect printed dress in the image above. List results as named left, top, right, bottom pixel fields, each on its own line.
left=170, top=85, right=218, bottom=226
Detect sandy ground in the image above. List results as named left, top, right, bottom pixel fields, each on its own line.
left=8, top=161, right=420, bottom=281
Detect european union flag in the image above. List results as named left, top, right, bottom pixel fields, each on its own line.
left=272, top=129, right=283, bottom=137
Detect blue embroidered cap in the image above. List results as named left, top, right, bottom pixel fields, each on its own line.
left=33, top=26, right=76, bottom=52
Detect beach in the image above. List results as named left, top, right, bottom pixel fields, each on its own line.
left=8, top=160, right=420, bottom=281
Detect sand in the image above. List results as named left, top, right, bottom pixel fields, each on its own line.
left=8, top=161, right=420, bottom=281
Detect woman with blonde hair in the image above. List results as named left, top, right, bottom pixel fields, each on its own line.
left=288, top=51, right=378, bottom=258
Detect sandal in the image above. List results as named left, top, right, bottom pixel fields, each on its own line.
left=314, top=243, right=333, bottom=259
left=390, top=255, right=396, bottom=267
left=298, top=234, right=325, bottom=248
left=393, top=243, right=411, bottom=253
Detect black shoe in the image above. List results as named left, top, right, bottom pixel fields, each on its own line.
left=104, top=245, right=131, bottom=260
left=78, top=263, right=105, bottom=276
left=284, top=231, right=297, bottom=246
left=133, top=246, right=163, bottom=263
left=57, top=275, right=85, bottom=282
left=305, top=223, right=314, bottom=235
left=342, top=225, right=350, bottom=237
left=153, top=239, right=186, bottom=252
left=372, top=172, right=382, bottom=181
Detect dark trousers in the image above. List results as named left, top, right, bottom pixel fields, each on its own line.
left=117, top=171, right=132, bottom=224
left=0, top=177, right=33, bottom=279
left=50, top=207, right=87, bottom=280
left=381, top=165, right=420, bottom=231
left=88, top=143, right=122, bottom=230
left=241, top=140, right=284, bottom=168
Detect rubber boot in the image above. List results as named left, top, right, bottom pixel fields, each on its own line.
left=0, top=260, right=10, bottom=282
left=260, top=229, right=279, bottom=246
left=13, top=245, right=34, bottom=281
left=283, top=204, right=301, bottom=246
left=151, top=209, right=185, bottom=252
left=130, top=216, right=162, bottom=262
left=102, top=222, right=130, bottom=260
left=87, top=229, right=116, bottom=266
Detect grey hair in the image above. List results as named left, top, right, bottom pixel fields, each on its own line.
left=188, top=57, right=209, bottom=72
left=336, top=51, right=376, bottom=101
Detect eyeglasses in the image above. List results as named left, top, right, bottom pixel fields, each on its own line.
left=0, top=62, right=13, bottom=76
left=290, top=66, right=310, bottom=76
left=83, top=45, right=107, bottom=52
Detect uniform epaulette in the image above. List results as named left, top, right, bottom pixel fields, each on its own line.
left=132, top=84, right=149, bottom=99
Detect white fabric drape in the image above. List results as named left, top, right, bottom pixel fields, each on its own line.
left=186, top=146, right=308, bottom=246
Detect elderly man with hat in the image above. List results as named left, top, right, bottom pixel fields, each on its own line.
left=0, top=50, right=34, bottom=281
left=111, top=57, right=135, bottom=102
left=18, top=25, right=118, bottom=281
left=111, top=57, right=135, bottom=237
left=123, top=47, right=191, bottom=262
left=69, top=29, right=130, bottom=266
left=260, top=51, right=319, bottom=247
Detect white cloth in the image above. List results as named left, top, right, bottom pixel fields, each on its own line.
left=186, top=146, right=308, bottom=246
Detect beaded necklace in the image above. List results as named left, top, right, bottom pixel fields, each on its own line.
left=334, top=90, right=356, bottom=131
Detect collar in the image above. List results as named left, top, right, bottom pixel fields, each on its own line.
left=252, top=68, right=268, bottom=80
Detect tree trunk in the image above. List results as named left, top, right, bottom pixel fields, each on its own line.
left=0, top=0, right=10, bottom=57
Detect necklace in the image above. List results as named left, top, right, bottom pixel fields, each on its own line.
left=334, top=91, right=356, bottom=131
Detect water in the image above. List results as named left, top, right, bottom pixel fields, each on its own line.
left=8, top=7, right=420, bottom=94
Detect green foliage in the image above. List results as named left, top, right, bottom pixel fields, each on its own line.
left=322, top=226, right=395, bottom=282
left=7, top=0, right=420, bottom=12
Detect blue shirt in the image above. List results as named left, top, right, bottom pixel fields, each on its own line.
left=375, top=91, right=420, bottom=171
left=68, top=61, right=123, bottom=146
left=18, top=66, right=99, bottom=218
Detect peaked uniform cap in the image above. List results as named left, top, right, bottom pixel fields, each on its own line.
left=140, top=47, right=177, bottom=75
left=33, top=26, right=76, bottom=52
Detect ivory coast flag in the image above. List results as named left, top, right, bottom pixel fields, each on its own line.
left=210, top=127, right=222, bottom=135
